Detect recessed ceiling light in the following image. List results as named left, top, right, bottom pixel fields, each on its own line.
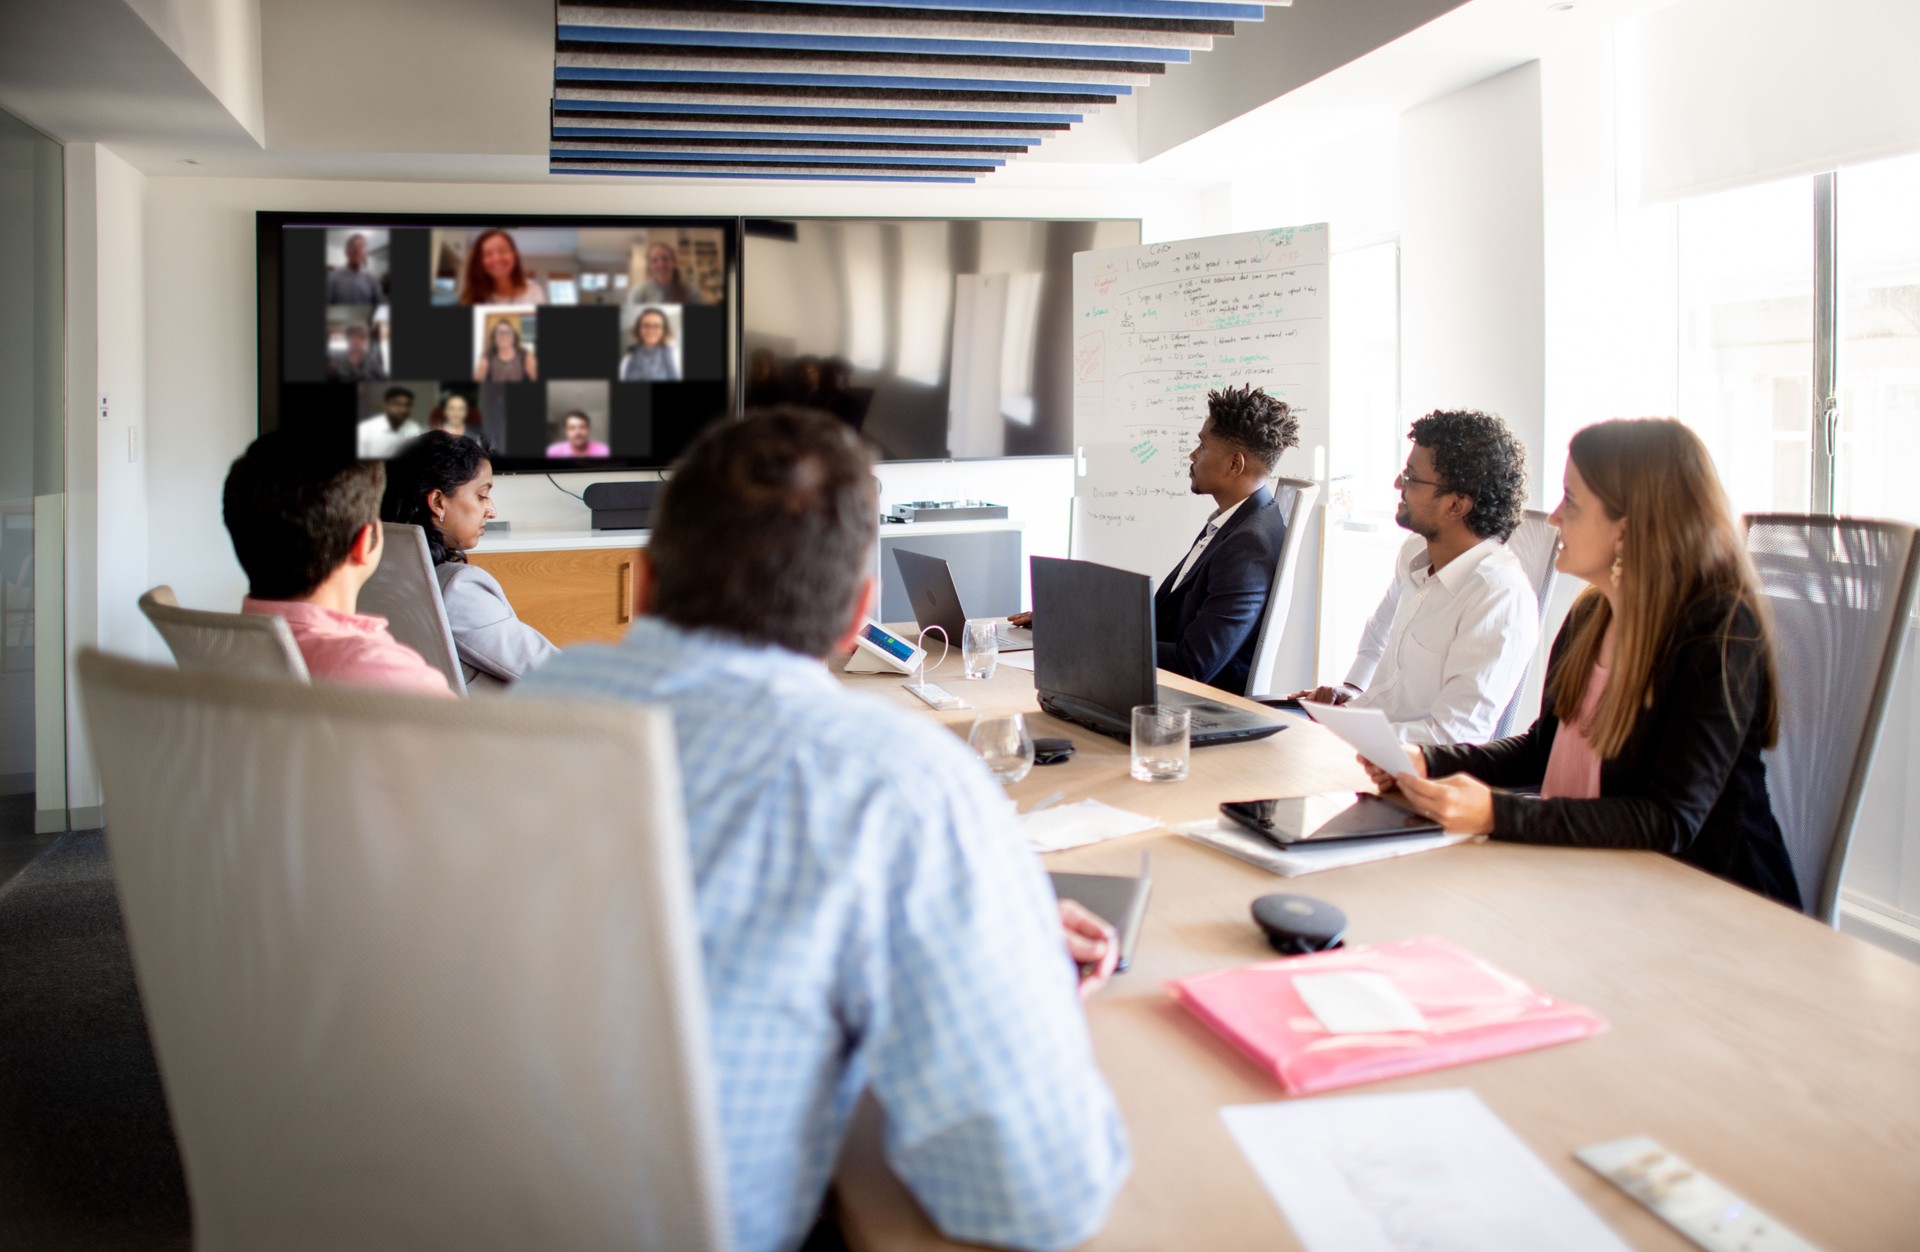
left=1548, top=2, right=1575, bottom=10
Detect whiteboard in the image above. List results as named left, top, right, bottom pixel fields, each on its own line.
left=1070, top=224, right=1331, bottom=691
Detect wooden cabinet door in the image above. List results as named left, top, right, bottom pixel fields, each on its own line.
left=468, top=548, right=640, bottom=646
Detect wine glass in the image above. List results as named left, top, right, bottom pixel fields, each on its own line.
left=968, top=713, right=1035, bottom=784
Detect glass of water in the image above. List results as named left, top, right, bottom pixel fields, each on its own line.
left=961, top=617, right=1000, bottom=680
left=969, top=713, right=1035, bottom=785
left=1130, top=704, right=1192, bottom=782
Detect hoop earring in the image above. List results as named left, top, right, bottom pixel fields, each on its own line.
left=1610, top=553, right=1623, bottom=586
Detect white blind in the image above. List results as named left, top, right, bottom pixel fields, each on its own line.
left=1637, top=0, right=1920, bottom=204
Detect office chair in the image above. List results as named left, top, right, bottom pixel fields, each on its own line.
left=77, top=648, right=730, bottom=1252
left=1491, top=509, right=1561, bottom=737
left=1745, top=515, right=1920, bottom=925
left=356, top=522, right=467, bottom=695
left=1244, top=476, right=1321, bottom=701
left=138, top=585, right=309, bottom=681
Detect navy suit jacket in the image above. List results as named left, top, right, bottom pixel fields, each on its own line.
left=1152, top=485, right=1289, bottom=695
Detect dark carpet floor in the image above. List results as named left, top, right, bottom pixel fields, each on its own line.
left=0, top=830, right=191, bottom=1250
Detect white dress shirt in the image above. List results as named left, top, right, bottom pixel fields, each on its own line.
left=1344, top=533, right=1540, bottom=747
left=356, top=414, right=424, bottom=459
left=1170, top=494, right=1249, bottom=589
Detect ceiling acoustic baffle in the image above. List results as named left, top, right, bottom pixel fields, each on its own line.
left=550, top=0, right=1283, bottom=182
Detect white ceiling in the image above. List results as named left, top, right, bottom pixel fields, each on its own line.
left=0, top=0, right=1677, bottom=186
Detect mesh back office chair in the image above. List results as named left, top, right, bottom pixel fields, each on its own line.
left=1746, top=515, right=1920, bottom=924
left=77, top=649, right=731, bottom=1252
left=356, top=522, right=466, bottom=695
left=138, top=585, right=309, bottom=681
left=1244, top=476, right=1321, bottom=700
left=1492, top=509, right=1561, bottom=737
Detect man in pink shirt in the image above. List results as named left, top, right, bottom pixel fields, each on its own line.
left=222, top=431, right=454, bottom=697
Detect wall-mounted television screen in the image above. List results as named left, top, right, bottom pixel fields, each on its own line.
left=743, top=217, right=1139, bottom=462
left=257, top=212, right=736, bottom=471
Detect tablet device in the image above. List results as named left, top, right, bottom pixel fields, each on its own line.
left=1220, top=792, right=1443, bottom=846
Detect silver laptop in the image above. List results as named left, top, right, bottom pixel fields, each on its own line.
left=892, top=548, right=1033, bottom=652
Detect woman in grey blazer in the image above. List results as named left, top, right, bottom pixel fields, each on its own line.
left=380, top=432, right=558, bottom=689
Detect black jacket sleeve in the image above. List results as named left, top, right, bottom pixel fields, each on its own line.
left=1434, top=599, right=1770, bottom=856
left=1154, top=527, right=1277, bottom=687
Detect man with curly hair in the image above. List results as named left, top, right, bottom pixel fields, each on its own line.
left=1295, top=409, right=1539, bottom=744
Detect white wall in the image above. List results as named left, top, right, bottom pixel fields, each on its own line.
left=62, top=142, right=149, bottom=821
left=141, top=174, right=1226, bottom=616
left=1399, top=61, right=1547, bottom=499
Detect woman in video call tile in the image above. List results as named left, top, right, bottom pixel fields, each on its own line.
left=620, top=307, right=680, bottom=382
left=475, top=320, right=537, bottom=382
left=547, top=410, right=608, bottom=459
left=430, top=391, right=483, bottom=444
left=461, top=228, right=546, bottom=305
left=635, top=242, right=705, bottom=305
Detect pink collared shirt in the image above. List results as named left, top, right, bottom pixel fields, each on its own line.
left=242, top=597, right=455, bottom=698
left=1540, top=662, right=1608, bottom=800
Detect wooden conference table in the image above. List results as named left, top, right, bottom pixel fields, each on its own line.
left=828, top=645, right=1920, bottom=1252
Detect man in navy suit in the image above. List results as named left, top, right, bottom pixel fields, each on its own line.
left=1148, top=385, right=1301, bottom=694
left=1011, top=385, right=1300, bottom=695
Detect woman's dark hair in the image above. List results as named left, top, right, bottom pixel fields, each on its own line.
left=461, top=228, right=525, bottom=304
left=380, top=430, right=490, bottom=565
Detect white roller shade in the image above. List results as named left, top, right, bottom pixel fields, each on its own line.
left=1637, top=0, right=1920, bottom=203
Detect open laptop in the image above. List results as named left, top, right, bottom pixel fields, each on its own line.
left=1029, top=556, right=1285, bottom=746
left=892, top=548, right=1034, bottom=652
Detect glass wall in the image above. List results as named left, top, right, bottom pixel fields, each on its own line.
left=0, top=107, right=64, bottom=834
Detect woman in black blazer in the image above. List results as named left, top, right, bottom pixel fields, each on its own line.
left=1367, top=418, right=1801, bottom=909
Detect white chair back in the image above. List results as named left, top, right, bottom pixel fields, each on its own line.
left=138, top=585, right=309, bottom=681
left=77, top=649, right=731, bottom=1252
left=1492, top=510, right=1560, bottom=737
left=1746, top=515, right=1920, bottom=924
left=357, top=522, right=466, bottom=694
left=1245, top=476, right=1321, bottom=700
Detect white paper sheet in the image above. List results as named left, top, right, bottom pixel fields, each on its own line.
left=1177, top=818, right=1472, bottom=877
left=1294, top=972, right=1431, bottom=1034
left=1222, top=1089, right=1630, bottom=1252
left=1301, top=701, right=1414, bottom=776
left=1021, top=799, right=1160, bottom=852
left=996, top=652, right=1036, bottom=671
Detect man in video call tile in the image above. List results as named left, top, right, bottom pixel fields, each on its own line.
left=325, top=232, right=383, bottom=306
left=358, top=386, right=424, bottom=460
left=326, top=323, right=385, bottom=382
left=546, top=410, right=608, bottom=458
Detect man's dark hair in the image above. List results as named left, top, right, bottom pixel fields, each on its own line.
left=1205, top=384, right=1300, bottom=471
left=222, top=431, right=386, bottom=600
left=381, top=430, right=489, bottom=566
left=650, top=407, right=877, bottom=656
left=383, top=386, right=413, bottom=404
left=1409, top=409, right=1528, bottom=541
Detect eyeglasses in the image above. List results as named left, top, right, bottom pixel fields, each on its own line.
left=1396, top=467, right=1451, bottom=493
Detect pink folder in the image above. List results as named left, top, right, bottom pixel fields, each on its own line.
left=1168, top=936, right=1606, bottom=1094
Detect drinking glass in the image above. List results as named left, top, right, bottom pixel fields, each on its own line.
left=961, top=617, right=1000, bottom=680
left=1130, top=705, right=1192, bottom=782
left=969, top=713, right=1035, bottom=785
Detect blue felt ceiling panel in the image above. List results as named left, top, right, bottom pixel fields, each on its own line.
left=549, top=1, right=1268, bottom=181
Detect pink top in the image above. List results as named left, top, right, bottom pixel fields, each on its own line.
left=1540, top=661, right=1607, bottom=800
left=547, top=440, right=610, bottom=458
left=242, top=598, right=455, bottom=698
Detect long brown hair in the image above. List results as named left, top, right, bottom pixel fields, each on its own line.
left=1547, top=419, right=1778, bottom=757
left=461, top=229, right=525, bottom=304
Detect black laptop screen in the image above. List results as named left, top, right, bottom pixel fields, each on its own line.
left=1030, top=557, right=1158, bottom=717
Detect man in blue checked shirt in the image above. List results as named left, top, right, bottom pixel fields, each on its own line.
left=516, top=409, right=1129, bottom=1252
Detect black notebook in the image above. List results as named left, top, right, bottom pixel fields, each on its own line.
left=1049, top=852, right=1153, bottom=973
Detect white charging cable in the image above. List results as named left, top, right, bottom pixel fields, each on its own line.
left=913, top=624, right=950, bottom=685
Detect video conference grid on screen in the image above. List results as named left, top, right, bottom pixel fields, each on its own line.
left=276, top=223, right=731, bottom=467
